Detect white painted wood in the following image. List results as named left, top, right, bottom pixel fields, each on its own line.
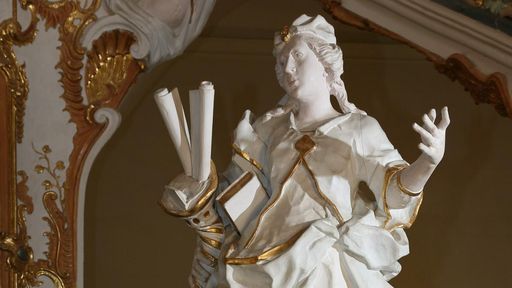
left=339, top=0, right=512, bottom=100
left=83, top=0, right=216, bottom=68
left=76, top=108, right=121, bottom=288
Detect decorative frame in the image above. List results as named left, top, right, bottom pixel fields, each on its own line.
left=2, top=0, right=509, bottom=287
left=0, top=0, right=144, bottom=287
left=321, top=0, right=512, bottom=119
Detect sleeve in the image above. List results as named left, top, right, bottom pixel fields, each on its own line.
left=159, top=110, right=269, bottom=288
left=160, top=163, right=225, bottom=288
left=355, top=115, right=423, bottom=231
left=230, top=110, right=270, bottom=193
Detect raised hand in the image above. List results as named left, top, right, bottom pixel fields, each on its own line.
left=412, top=107, right=450, bottom=166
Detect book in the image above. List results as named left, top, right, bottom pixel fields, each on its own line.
left=216, top=171, right=269, bottom=234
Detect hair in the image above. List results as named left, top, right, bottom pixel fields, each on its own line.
left=274, top=35, right=363, bottom=115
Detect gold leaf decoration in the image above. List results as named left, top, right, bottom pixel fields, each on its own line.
left=321, top=0, right=512, bottom=119
left=85, top=30, right=138, bottom=104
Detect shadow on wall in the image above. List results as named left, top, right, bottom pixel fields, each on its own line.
left=85, top=4, right=512, bottom=288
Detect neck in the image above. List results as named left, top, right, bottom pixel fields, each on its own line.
left=294, top=91, right=340, bottom=130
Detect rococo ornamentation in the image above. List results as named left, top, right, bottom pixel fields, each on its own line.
left=321, top=0, right=512, bottom=119
left=85, top=29, right=142, bottom=105
left=1, top=0, right=146, bottom=287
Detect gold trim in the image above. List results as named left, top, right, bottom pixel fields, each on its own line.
left=280, top=25, right=291, bottom=43
left=36, top=269, right=65, bottom=288
left=1, top=2, right=39, bottom=286
left=160, top=162, right=218, bottom=218
left=382, top=164, right=424, bottom=230
left=302, top=160, right=344, bottom=224
left=244, top=135, right=345, bottom=248
left=397, top=171, right=423, bottom=197
left=199, top=247, right=217, bottom=267
left=389, top=194, right=424, bottom=230
left=225, top=228, right=306, bottom=265
left=382, top=164, right=406, bottom=226
left=198, top=226, right=224, bottom=234
left=232, top=144, right=263, bottom=170
left=85, top=30, right=138, bottom=104
left=199, top=235, right=222, bottom=250
left=243, top=156, right=302, bottom=248
left=322, top=0, right=512, bottom=119
left=217, top=171, right=253, bottom=205
left=3, top=1, right=147, bottom=286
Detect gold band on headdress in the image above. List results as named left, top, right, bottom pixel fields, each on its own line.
left=280, top=25, right=291, bottom=42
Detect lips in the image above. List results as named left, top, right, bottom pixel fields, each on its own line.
left=287, top=78, right=298, bottom=89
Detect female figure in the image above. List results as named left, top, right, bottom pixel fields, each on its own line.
left=161, top=14, right=450, bottom=288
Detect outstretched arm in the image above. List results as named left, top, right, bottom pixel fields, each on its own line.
left=399, top=107, right=450, bottom=194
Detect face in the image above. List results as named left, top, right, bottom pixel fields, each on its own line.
left=277, top=36, right=328, bottom=101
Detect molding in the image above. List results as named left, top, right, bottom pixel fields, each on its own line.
left=322, top=0, right=512, bottom=118
left=83, top=0, right=215, bottom=68
left=186, top=37, right=423, bottom=60
left=0, top=0, right=213, bottom=286
left=0, top=1, right=38, bottom=286
left=76, top=107, right=121, bottom=288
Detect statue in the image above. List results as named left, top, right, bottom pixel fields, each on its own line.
left=157, top=14, right=450, bottom=288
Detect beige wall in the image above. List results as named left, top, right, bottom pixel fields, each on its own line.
left=85, top=35, right=512, bottom=287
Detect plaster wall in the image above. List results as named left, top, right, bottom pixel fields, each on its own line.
left=85, top=34, right=512, bottom=287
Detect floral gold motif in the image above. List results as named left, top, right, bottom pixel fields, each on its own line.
left=1, top=1, right=38, bottom=286
left=33, top=144, right=66, bottom=205
left=2, top=0, right=145, bottom=286
left=0, top=167, right=64, bottom=288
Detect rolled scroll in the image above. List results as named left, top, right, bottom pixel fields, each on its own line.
left=154, top=87, right=192, bottom=176
left=189, top=81, right=215, bottom=182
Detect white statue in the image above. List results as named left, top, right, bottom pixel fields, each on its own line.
left=158, top=14, right=450, bottom=288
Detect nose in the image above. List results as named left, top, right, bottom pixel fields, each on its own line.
left=284, top=56, right=295, bottom=74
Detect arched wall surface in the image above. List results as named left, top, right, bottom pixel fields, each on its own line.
left=85, top=34, right=512, bottom=287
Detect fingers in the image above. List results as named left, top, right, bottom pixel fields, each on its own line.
left=422, top=113, right=437, bottom=134
left=413, top=123, right=435, bottom=144
left=418, top=142, right=433, bottom=155
left=438, top=106, right=451, bottom=130
left=427, top=108, right=436, bottom=122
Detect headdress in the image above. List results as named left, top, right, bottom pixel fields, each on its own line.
left=274, top=15, right=336, bottom=56
left=272, top=14, right=365, bottom=115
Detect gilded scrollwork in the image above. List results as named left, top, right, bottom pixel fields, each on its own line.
left=1, top=0, right=147, bottom=286
left=85, top=30, right=139, bottom=104
left=1, top=2, right=39, bottom=282
left=321, top=0, right=512, bottom=119
left=0, top=166, right=64, bottom=288
left=0, top=1, right=38, bottom=144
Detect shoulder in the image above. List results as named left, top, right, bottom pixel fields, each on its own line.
left=354, top=113, right=387, bottom=137
left=322, top=112, right=379, bottom=136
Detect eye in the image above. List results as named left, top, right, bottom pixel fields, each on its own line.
left=294, top=51, right=304, bottom=59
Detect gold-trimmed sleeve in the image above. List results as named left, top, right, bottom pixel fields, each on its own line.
left=160, top=162, right=218, bottom=218
left=397, top=170, right=423, bottom=197
left=382, top=164, right=424, bottom=230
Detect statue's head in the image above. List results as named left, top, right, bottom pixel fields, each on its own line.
left=273, top=15, right=361, bottom=114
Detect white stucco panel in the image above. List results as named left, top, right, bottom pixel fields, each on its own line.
left=14, top=18, right=77, bottom=263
